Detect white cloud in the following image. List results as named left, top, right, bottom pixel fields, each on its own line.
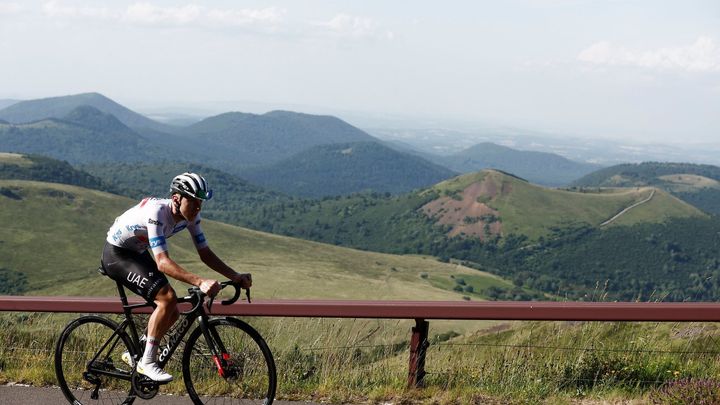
left=578, top=37, right=720, bottom=73
left=315, top=13, right=394, bottom=40
left=40, top=1, right=286, bottom=31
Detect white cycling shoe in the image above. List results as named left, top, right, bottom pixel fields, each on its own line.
left=136, top=361, right=173, bottom=383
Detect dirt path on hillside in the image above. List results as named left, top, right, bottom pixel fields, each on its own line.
left=599, top=189, right=655, bottom=227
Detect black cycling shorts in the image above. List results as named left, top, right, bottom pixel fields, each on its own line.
left=101, top=242, right=169, bottom=301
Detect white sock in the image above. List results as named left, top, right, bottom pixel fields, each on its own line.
left=142, top=336, right=159, bottom=365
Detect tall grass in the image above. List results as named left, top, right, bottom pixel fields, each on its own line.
left=2, top=312, right=720, bottom=403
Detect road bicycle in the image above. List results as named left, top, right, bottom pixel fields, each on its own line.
left=54, top=273, right=276, bottom=404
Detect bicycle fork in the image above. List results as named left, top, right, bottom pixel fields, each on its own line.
left=199, top=317, right=235, bottom=379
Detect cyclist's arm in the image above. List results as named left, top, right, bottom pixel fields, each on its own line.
left=197, top=246, right=252, bottom=288
left=154, top=251, right=203, bottom=286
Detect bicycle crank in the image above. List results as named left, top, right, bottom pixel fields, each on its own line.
left=131, top=371, right=160, bottom=400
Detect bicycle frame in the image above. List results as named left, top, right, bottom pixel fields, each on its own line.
left=86, top=281, right=229, bottom=381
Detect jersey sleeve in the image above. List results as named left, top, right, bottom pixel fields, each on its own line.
left=187, top=216, right=209, bottom=251
left=147, top=205, right=169, bottom=255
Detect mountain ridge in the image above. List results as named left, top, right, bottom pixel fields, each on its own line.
left=177, top=110, right=379, bottom=168
left=0, top=92, right=174, bottom=133
left=240, top=141, right=458, bottom=197
left=435, top=142, right=602, bottom=186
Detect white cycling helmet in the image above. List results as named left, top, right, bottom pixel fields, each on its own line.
left=170, top=172, right=213, bottom=200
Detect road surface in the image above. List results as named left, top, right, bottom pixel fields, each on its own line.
left=0, top=384, right=321, bottom=405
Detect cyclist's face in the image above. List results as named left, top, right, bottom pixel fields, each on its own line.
left=179, top=195, right=202, bottom=221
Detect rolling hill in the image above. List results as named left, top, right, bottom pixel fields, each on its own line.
left=0, top=92, right=173, bottom=133
left=0, top=106, right=169, bottom=164
left=0, top=152, right=108, bottom=191
left=241, top=141, right=458, bottom=197
left=81, top=161, right=292, bottom=228
left=215, top=169, right=714, bottom=301
left=238, top=169, right=704, bottom=249
left=573, top=162, right=720, bottom=215
left=175, top=110, right=378, bottom=168
left=0, top=179, right=518, bottom=301
left=436, top=142, right=602, bottom=186
left=425, top=170, right=704, bottom=240
left=0, top=93, right=453, bottom=196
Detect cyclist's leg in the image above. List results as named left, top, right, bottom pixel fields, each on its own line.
left=136, top=284, right=178, bottom=382
left=147, top=285, right=179, bottom=346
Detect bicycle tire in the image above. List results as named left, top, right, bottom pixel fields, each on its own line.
left=55, top=315, right=136, bottom=404
left=182, top=317, right=276, bottom=405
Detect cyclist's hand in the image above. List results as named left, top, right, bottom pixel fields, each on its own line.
left=199, top=279, right=221, bottom=297
left=231, top=272, right=252, bottom=289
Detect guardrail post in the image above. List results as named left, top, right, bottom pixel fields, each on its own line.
left=408, top=318, right=429, bottom=388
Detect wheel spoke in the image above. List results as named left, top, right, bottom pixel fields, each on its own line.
left=183, top=319, right=276, bottom=404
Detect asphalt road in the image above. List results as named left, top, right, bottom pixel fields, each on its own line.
left=0, top=385, right=321, bottom=405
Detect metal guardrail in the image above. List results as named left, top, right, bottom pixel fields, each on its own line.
left=3, top=296, right=720, bottom=388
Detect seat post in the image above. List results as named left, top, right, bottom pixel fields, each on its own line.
left=115, top=281, right=136, bottom=320
left=116, top=281, right=129, bottom=306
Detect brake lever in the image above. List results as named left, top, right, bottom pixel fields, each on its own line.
left=207, top=295, right=215, bottom=313
left=245, top=288, right=252, bottom=304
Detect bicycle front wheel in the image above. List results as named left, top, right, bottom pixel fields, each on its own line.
left=55, top=315, right=136, bottom=404
left=183, top=317, right=276, bottom=405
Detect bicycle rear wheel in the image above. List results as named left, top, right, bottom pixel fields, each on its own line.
left=55, top=315, right=136, bottom=404
left=183, top=317, right=276, bottom=405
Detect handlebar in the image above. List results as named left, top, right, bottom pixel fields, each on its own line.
left=182, top=281, right=251, bottom=314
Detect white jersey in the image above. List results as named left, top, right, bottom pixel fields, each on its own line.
left=106, top=197, right=208, bottom=255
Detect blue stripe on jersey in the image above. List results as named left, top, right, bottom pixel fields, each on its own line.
left=173, top=224, right=187, bottom=233
left=149, top=236, right=167, bottom=248
left=194, top=233, right=206, bottom=244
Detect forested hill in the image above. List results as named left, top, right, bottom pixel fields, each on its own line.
left=175, top=110, right=378, bottom=168
left=3, top=154, right=719, bottom=301
left=81, top=161, right=291, bottom=226
left=0, top=93, right=459, bottom=196
left=573, top=162, right=720, bottom=215
left=0, top=92, right=173, bottom=132
left=195, top=169, right=715, bottom=301
left=0, top=106, right=175, bottom=164
left=0, top=153, right=108, bottom=192
left=240, top=141, right=457, bottom=197
left=436, top=142, right=602, bottom=186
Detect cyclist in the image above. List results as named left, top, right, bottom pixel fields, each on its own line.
left=101, top=172, right=252, bottom=382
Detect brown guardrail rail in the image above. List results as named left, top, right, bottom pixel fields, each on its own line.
left=3, top=296, right=720, bottom=388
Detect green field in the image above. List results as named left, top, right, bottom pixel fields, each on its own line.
left=0, top=179, right=517, bottom=301
left=658, top=174, right=720, bottom=192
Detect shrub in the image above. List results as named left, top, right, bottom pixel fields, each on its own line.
left=650, top=378, right=720, bottom=404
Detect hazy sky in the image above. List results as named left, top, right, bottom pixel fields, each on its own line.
left=1, top=0, right=719, bottom=143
